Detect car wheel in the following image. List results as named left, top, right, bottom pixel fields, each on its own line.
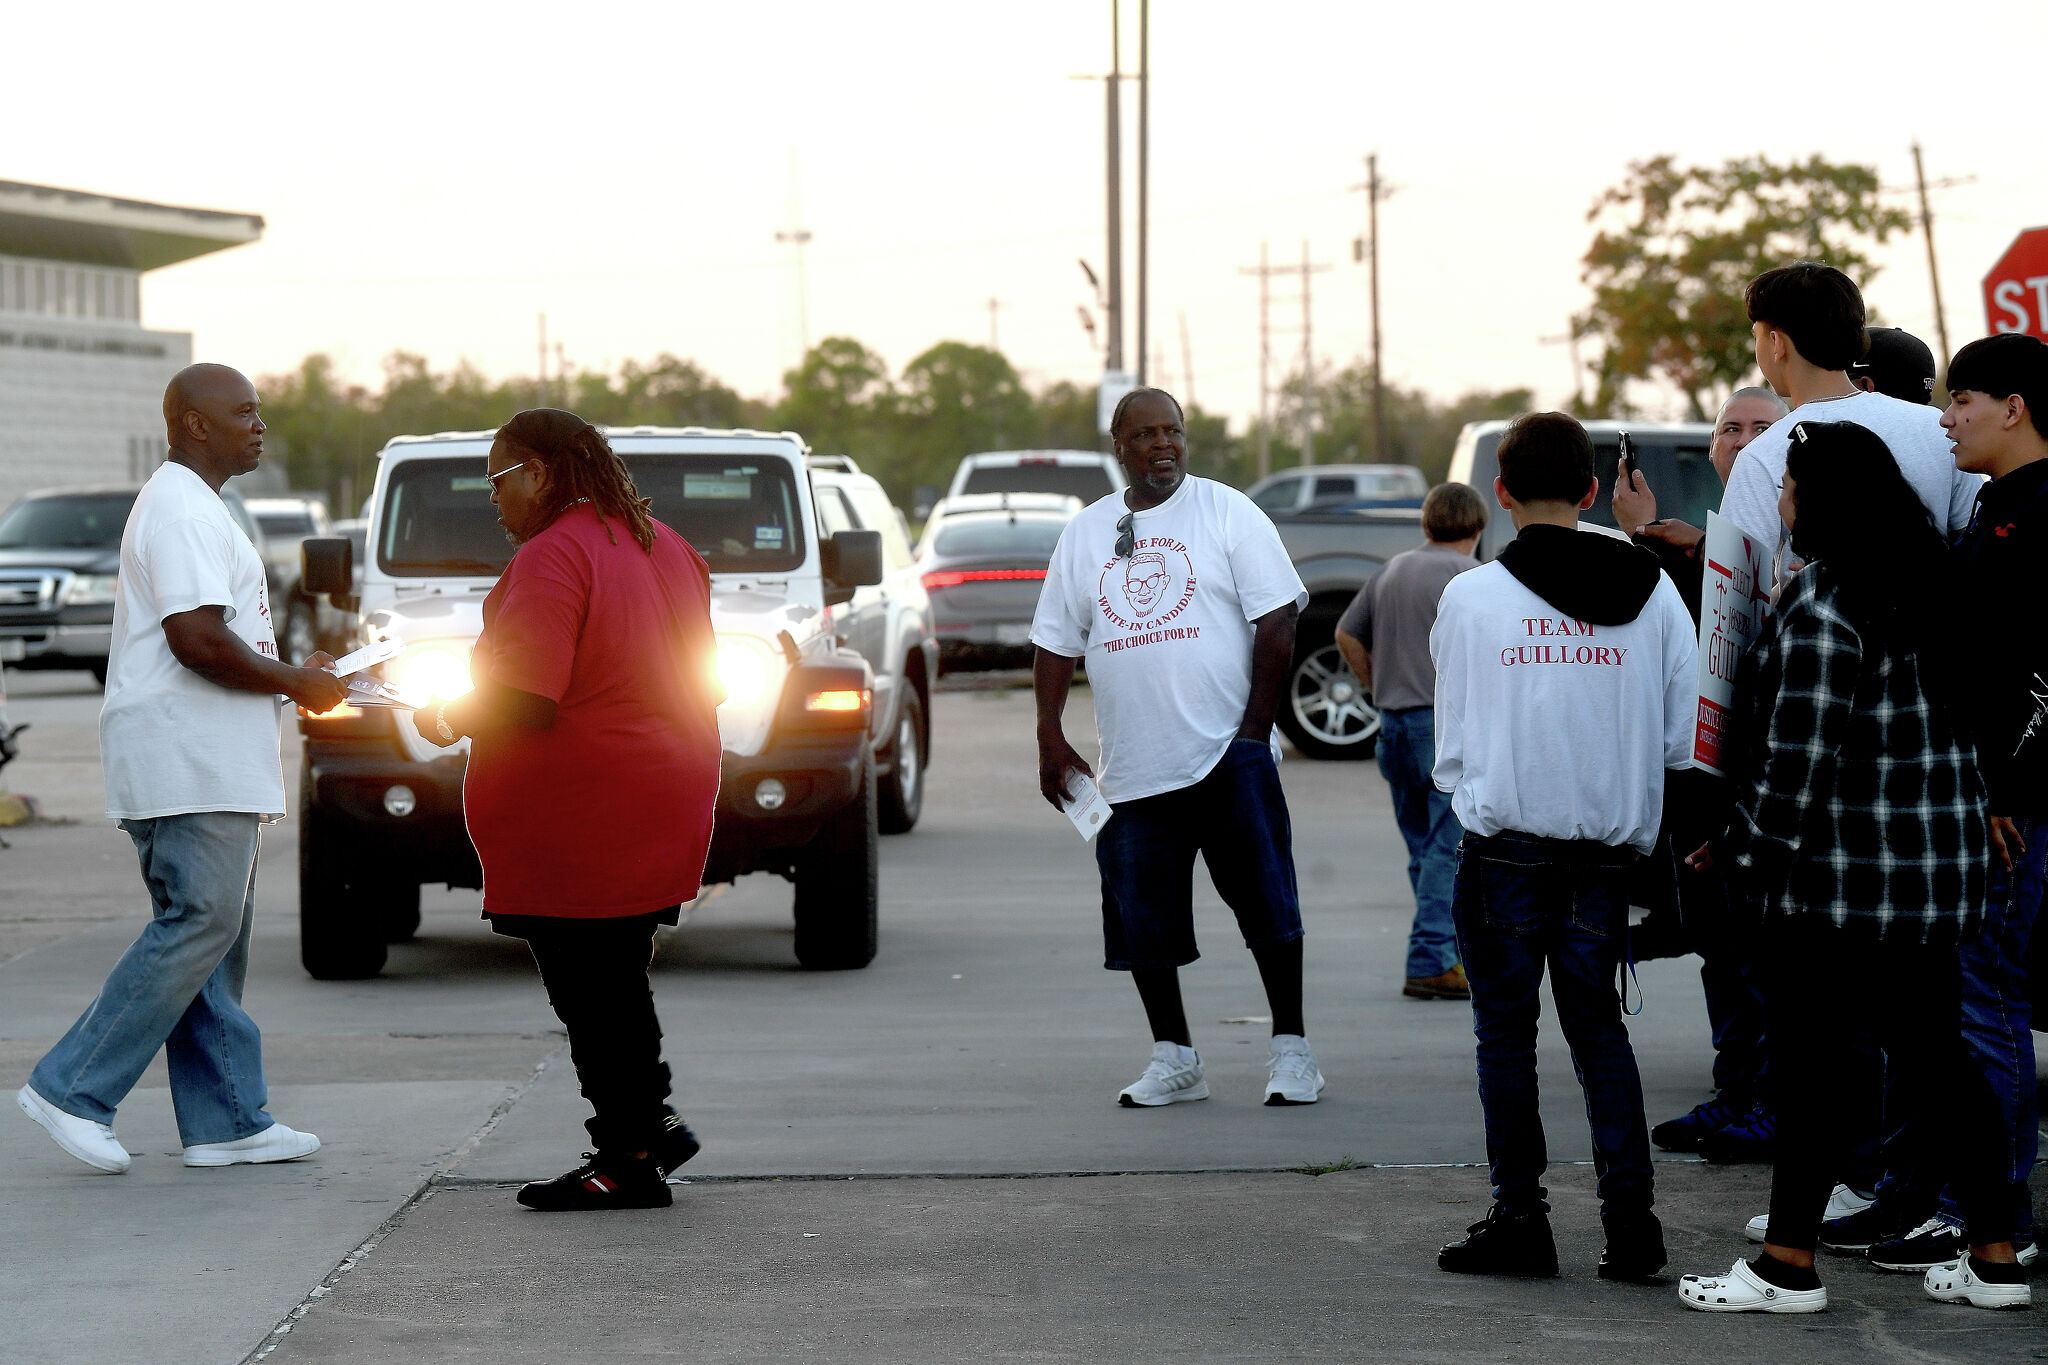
left=792, top=742, right=879, bottom=969
left=283, top=597, right=319, bottom=665
left=1277, top=618, right=1380, bottom=760
left=877, top=687, right=926, bottom=835
left=297, top=767, right=388, bottom=979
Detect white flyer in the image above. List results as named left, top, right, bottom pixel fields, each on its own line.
left=1692, top=510, right=1772, bottom=776
left=1059, top=770, right=1113, bottom=842
left=327, top=638, right=404, bottom=676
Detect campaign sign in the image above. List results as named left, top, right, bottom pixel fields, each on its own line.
left=1693, top=511, right=1771, bottom=775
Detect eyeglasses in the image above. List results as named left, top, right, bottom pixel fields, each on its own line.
left=485, top=460, right=529, bottom=489
left=1114, top=511, right=1136, bottom=559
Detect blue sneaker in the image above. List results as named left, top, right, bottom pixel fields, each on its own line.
left=1698, top=1102, right=1776, bottom=1164
left=1650, top=1096, right=1740, bottom=1153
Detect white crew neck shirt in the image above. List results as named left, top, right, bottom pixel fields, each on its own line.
left=1718, top=389, right=1983, bottom=577
left=101, top=461, right=286, bottom=820
left=1031, top=476, right=1307, bottom=803
left=1430, top=559, right=1697, bottom=854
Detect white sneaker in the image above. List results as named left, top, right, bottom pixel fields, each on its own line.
left=1117, top=1042, right=1208, bottom=1107
left=1264, top=1034, right=1325, bottom=1106
left=1924, top=1256, right=2031, bottom=1310
left=1678, top=1259, right=1828, bottom=1313
left=1743, top=1183, right=1874, bottom=1242
left=183, top=1122, right=321, bottom=1167
left=17, top=1085, right=129, bottom=1173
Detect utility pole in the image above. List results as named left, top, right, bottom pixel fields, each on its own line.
left=537, top=312, right=548, bottom=407
left=1239, top=241, right=1276, bottom=480
left=1135, top=0, right=1149, bottom=386
left=1178, top=309, right=1195, bottom=409
left=1352, top=154, right=1396, bottom=461
left=1912, top=142, right=1952, bottom=372
left=987, top=296, right=1004, bottom=352
left=1299, top=240, right=1333, bottom=465
left=774, top=153, right=813, bottom=361
left=1104, top=0, right=1123, bottom=375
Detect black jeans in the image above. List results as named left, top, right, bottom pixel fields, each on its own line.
left=517, top=913, right=674, bottom=1156
left=1759, top=916, right=2014, bottom=1250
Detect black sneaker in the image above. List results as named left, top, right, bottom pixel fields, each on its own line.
left=1438, top=1205, right=1560, bottom=1277
left=1649, top=1096, right=1740, bottom=1153
left=1866, top=1217, right=1963, bottom=1272
left=1696, top=1103, right=1775, bottom=1164
left=652, top=1113, right=701, bottom=1178
left=1599, top=1210, right=1668, bottom=1283
left=1818, top=1203, right=1918, bottom=1254
left=516, top=1153, right=673, bottom=1212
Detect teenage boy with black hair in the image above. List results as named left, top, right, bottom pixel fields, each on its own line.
left=1719, top=262, right=1981, bottom=581
left=1858, top=333, right=2048, bottom=1287
left=1430, top=412, right=1697, bottom=1282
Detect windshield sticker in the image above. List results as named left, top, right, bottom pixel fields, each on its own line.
left=686, top=475, right=753, bottom=500
left=450, top=477, right=491, bottom=491
left=754, top=526, right=785, bottom=548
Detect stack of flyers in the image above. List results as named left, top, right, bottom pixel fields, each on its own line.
left=344, top=677, right=411, bottom=708
left=326, top=638, right=404, bottom=676
left=1058, top=770, right=1113, bottom=842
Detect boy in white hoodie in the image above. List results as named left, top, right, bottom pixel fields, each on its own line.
left=1430, top=412, right=1698, bottom=1283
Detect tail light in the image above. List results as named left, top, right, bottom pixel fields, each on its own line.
left=921, top=568, right=1048, bottom=591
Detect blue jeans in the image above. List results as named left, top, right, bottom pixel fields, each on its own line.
left=1451, top=831, right=1654, bottom=1217
left=1096, top=738, right=1302, bottom=970
left=28, top=812, right=275, bottom=1147
left=1934, top=814, right=2044, bottom=1238
left=1376, top=706, right=1462, bottom=979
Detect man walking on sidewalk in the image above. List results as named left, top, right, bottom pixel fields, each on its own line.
left=1430, top=412, right=1698, bottom=1282
left=17, top=363, right=345, bottom=1173
left=1334, top=482, right=1486, bottom=1000
left=1032, top=386, right=1322, bottom=1109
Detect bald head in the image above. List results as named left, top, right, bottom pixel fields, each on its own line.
left=1709, top=386, right=1789, bottom=484
left=162, top=364, right=266, bottom=488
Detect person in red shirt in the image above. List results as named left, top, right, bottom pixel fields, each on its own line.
left=413, top=408, right=722, bottom=1211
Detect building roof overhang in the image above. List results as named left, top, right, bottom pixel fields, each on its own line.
left=0, top=180, right=263, bottom=271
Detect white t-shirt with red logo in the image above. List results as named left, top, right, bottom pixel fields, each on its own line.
left=1031, top=476, right=1307, bottom=803
left=101, top=461, right=286, bottom=820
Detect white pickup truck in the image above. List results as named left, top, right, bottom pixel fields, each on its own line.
left=295, top=427, right=935, bottom=979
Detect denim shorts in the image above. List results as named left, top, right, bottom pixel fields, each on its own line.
left=1094, top=737, right=1302, bottom=971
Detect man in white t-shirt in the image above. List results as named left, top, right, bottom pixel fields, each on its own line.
left=1430, top=412, right=1697, bottom=1285
left=1719, top=264, right=1982, bottom=580
left=1032, top=387, right=1320, bottom=1109
left=18, top=364, right=346, bottom=1176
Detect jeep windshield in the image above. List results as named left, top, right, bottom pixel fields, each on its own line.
left=0, top=492, right=137, bottom=549
left=379, top=455, right=808, bottom=575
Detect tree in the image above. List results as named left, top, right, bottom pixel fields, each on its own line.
left=1576, top=154, right=1912, bottom=419
left=1272, top=361, right=1531, bottom=485
left=893, top=342, right=1037, bottom=493
left=774, top=337, right=894, bottom=458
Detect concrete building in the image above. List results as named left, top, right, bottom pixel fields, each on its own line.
left=0, top=180, right=262, bottom=513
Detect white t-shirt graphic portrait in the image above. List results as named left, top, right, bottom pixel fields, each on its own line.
left=1031, top=476, right=1307, bottom=803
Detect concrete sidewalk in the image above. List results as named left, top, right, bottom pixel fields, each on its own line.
left=260, top=1161, right=2045, bottom=1364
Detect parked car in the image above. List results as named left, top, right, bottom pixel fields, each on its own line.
left=294, top=425, right=933, bottom=979
left=1449, top=419, right=1716, bottom=561
left=945, top=450, right=1125, bottom=505
left=914, top=493, right=1081, bottom=667
left=1247, top=463, right=1429, bottom=515
left=242, top=494, right=334, bottom=663
left=0, top=481, right=268, bottom=683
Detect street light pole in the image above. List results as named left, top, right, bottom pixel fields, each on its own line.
left=1136, top=0, right=1148, bottom=387
left=1104, top=0, right=1123, bottom=375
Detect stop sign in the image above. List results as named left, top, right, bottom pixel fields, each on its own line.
left=1984, top=227, right=2048, bottom=340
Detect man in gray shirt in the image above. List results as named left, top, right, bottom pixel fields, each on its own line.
left=1336, top=483, right=1487, bottom=999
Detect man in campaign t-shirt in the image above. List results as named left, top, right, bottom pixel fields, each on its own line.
left=1032, top=388, right=1320, bottom=1111
left=1429, top=412, right=1696, bottom=1286
left=19, top=365, right=345, bottom=1178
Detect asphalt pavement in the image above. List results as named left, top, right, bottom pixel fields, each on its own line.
left=0, top=667, right=2040, bottom=1364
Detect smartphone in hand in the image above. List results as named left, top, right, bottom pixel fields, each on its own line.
left=1618, top=429, right=1641, bottom=484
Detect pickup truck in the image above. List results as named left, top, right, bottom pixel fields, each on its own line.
left=1268, top=504, right=1424, bottom=759
left=295, top=426, right=935, bottom=979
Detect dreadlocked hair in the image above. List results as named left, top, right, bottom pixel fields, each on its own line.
left=495, top=408, right=656, bottom=552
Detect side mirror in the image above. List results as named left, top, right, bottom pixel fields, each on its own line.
left=821, top=529, right=884, bottom=605
left=302, top=536, right=353, bottom=597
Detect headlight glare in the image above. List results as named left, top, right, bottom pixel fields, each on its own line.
left=389, top=644, right=475, bottom=706
left=716, top=637, right=776, bottom=708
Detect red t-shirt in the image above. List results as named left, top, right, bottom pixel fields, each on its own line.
left=464, top=507, right=722, bottom=917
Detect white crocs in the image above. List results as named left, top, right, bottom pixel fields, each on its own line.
left=1678, top=1259, right=1827, bottom=1313
left=1924, top=1257, right=2031, bottom=1310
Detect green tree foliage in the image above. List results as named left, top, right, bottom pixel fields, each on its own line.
left=892, top=342, right=1039, bottom=494
left=1270, top=362, right=1531, bottom=485
left=773, top=336, right=894, bottom=461
left=1577, top=154, right=1912, bottom=419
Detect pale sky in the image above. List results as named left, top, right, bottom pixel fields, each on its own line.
left=14, top=0, right=2045, bottom=430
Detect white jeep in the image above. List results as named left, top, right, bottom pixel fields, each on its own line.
left=296, top=427, right=935, bottom=978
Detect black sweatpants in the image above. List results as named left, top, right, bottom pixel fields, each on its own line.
left=509, top=912, right=674, bottom=1156
left=1759, top=915, right=2014, bottom=1251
